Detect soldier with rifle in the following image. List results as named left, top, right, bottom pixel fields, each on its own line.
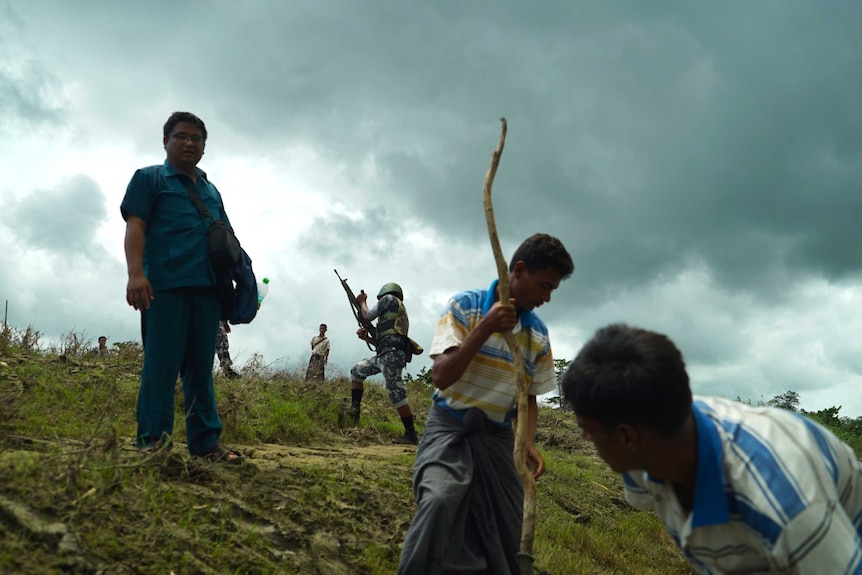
left=335, top=270, right=421, bottom=445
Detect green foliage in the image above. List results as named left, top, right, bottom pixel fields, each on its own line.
left=768, top=390, right=800, bottom=411
left=804, top=405, right=842, bottom=424
left=111, top=340, right=144, bottom=362
left=0, top=323, right=42, bottom=353
left=730, top=389, right=862, bottom=456
left=555, top=357, right=572, bottom=376
left=732, top=390, right=862, bottom=454
left=545, top=357, right=573, bottom=409
left=801, top=405, right=862, bottom=454
left=404, top=365, right=434, bottom=388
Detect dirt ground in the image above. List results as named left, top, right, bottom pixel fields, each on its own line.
left=0, top=434, right=420, bottom=575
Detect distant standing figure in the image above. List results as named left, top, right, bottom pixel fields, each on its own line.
left=91, top=336, right=108, bottom=356
left=306, top=323, right=330, bottom=381
left=348, top=282, right=418, bottom=445
left=216, top=321, right=241, bottom=379
left=121, top=110, right=242, bottom=464
left=562, top=323, right=862, bottom=575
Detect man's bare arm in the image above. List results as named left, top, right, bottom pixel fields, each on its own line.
left=432, top=299, right=517, bottom=390
left=124, top=216, right=153, bottom=310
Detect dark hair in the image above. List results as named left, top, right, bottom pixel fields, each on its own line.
left=320, top=324, right=327, bottom=329
left=163, top=111, right=207, bottom=142
left=509, top=233, right=574, bottom=279
left=98, top=336, right=107, bottom=341
left=562, top=323, right=692, bottom=437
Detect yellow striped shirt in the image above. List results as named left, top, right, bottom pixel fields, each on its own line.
left=430, top=280, right=556, bottom=423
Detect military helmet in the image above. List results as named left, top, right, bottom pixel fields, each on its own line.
left=377, top=282, right=403, bottom=300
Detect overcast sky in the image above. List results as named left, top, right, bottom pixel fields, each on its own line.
left=2, top=1, right=861, bottom=415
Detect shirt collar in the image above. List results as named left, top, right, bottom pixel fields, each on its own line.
left=481, top=278, right=536, bottom=331
left=690, top=401, right=730, bottom=528
left=163, top=159, right=206, bottom=180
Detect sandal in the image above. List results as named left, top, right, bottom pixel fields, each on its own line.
left=139, top=437, right=171, bottom=453
left=198, top=444, right=244, bottom=465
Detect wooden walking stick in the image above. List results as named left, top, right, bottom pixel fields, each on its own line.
left=482, top=117, right=536, bottom=575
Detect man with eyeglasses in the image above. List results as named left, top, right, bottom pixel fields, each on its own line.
left=120, top=111, right=243, bottom=464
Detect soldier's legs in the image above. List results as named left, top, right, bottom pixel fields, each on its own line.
left=381, top=350, right=417, bottom=443
left=348, top=356, right=383, bottom=422
left=215, top=325, right=240, bottom=378
left=216, top=326, right=232, bottom=369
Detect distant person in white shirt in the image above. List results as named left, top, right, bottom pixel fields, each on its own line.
left=562, top=323, right=862, bottom=575
left=305, top=323, right=330, bottom=381
left=91, top=336, right=108, bottom=356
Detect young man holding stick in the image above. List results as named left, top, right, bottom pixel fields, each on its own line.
left=397, top=233, right=574, bottom=574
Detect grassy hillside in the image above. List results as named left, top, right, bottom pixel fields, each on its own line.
left=0, top=325, right=694, bottom=575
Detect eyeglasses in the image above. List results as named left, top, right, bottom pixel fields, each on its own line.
left=171, top=133, right=204, bottom=144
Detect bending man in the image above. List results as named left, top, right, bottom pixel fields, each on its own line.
left=563, top=323, right=862, bottom=574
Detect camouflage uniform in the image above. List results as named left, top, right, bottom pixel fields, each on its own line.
left=216, top=321, right=240, bottom=378
left=350, top=348, right=409, bottom=407
left=348, top=292, right=413, bottom=432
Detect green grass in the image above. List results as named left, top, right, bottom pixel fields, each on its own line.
left=0, top=325, right=698, bottom=574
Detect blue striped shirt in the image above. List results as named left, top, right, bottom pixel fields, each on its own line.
left=429, top=279, right=557, bottom=423
left=623, top=396, right=862, bottom=574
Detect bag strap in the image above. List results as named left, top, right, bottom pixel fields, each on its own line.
left=157, top=168, right=229, bottom=226
left=180, top=176, right=214, bottom=221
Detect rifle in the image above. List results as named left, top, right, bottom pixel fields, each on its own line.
left=334, top=269, right=377, bottom=352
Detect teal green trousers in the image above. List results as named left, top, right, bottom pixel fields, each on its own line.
left=136, top=287, right=223, bottom=455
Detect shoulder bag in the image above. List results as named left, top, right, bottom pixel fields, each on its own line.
left=181, top=178, right=241, bottom=275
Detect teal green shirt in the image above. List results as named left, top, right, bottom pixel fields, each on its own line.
left=120, top=161, right=233, bottom=291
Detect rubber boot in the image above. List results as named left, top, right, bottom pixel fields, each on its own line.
left=346, top=403, right=361, bottom=424
left=392, top=430, right=419, bottom=445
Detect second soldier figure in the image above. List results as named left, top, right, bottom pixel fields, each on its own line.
left=348, top=282, right=419, bottom=445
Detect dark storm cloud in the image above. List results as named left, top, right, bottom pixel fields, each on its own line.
left=0, top=65, right=66, bottom=131
left=14, top=1, right=860, bottom=302
left=299, top=207, right=426, bottom=268
left=146, top=0, right=861, bottom=306
left=3, top=175, right=107, bottom=257
left=0, top=10, right=67, bottom=134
